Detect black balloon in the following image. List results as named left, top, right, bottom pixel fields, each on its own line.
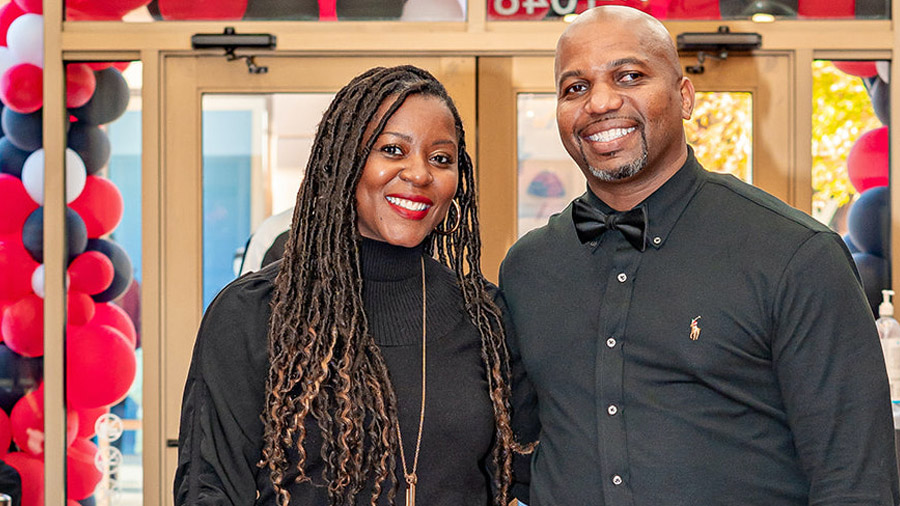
left=852, top=252, right=890, bottom=317
left=78, top=496, right=96, bottom=506
left=870, top=77, right=890, bottom=126
left=67, top=122, right=111, bottom=175
left=21, top=206, right=89, bottom=264
left=842, top=233, right=861, bottom=254
left=86, top=238, right=133, bottom=302
left=0, top=137, right=33, bottom=178
left=2, top=108, right=43, bottom=151
left=848, top=186, right=890, bottom=257
left=70, top=68, right=130, bottom=126
left=0, top=343, right=43, bottom=415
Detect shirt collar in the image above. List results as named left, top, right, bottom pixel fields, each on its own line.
left=578, top=146, right=707, bottom=250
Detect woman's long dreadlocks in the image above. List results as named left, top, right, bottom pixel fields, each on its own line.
left=262, top=65, right=533, bottom=506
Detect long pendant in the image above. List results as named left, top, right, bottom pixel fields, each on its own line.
left=405, top=474, right=417, bottom=506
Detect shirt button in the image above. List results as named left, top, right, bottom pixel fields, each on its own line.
left=606, top=337, right=617, bottom=348
left=607, top=405, right=618, bottom=416
left=617, top=273, right=627, bottom=282
left=653, top=236, right=661, bottom=245
left=612, top=475, right=623, bottom=486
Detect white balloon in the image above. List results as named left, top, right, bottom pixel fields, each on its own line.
left=32, top=264, right=70, bottom=297
left=21, top=148, right=44, bottom=205
left=0, top=47, right=15, bottom=79
left=7, top=14, right=43, bottom=68
left=19, top=148, right=88, bottom=204
left=876, top=60, right=890, bottom=84
left=66, top=148, right=87, bottom=203
left=31, top=264, right=44, bottom=298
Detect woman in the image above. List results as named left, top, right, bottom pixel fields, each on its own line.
left=174, top=65, right=533, bottom=505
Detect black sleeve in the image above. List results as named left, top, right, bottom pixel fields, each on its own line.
left=495, top=288, right=540, bottom=504
left=173, top=274, right=273, bottom=506
left=772, top=232, right=900, bottom=504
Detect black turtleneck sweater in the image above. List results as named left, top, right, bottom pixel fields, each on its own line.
left=174, top=238, right=502, bottom=505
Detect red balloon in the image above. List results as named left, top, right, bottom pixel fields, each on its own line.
left=0, top=64, right=43, bottom=114
left=66, top=63, right=97, bottom=109
left=92, top=302, right=137, bottom=348
left=661, top=0, right=719, bottom=18
left=848, top=126, right=889, bottom=193
left=69, top=176, right=124, bottom=238
left=0, top=2, right=24, bottom=47
left=10, top=386, right=79, bottom=456
left=84, top=62, right=131, bottom=71
left=832, top=61, right=879, bottom=78
left=0, top=239, right=38, bottom=300
left=798, top=0, right=853, bottom=18
left=0, top=408, right=11, bottom=456
left=0, top=298, right=10, bottom=342
left=86, top=61, right=114, bottom=71
left=4, top=452, right=43, bottom=506
left=67, top=0, right=150, bottom=18
left=67, top=437, right=101, bottom=500
left=66, top=324, right=136, bottom=409
left=157, top=0, right=247, bottom=19
left=68, top=251, right=115, bottom=295
left=67, top=291, right=96, bottom=326
left=0, top=174, right=40, bottom=236
left=74, top=405, right=108, bottom=438
left=65, top=7, right=122, bottom=20
left=11, top=0, right=40, bottom=14
left=2, top=294, right=43, bottom=357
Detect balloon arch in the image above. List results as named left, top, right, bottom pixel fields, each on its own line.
left=0, top=1, right=144, bottom=504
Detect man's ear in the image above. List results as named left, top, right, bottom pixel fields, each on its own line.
left=680, top=77, right=696, bottom=120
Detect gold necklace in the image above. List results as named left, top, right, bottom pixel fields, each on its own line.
left=395, top=256, right=426, bottom=506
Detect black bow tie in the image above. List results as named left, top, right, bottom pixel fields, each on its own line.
left=572, top=197, right=648, bottom=251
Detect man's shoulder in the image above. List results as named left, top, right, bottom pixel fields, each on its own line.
left=702, top=172, right=831, bottom=236
left=506, top=203, right=576, bottom=260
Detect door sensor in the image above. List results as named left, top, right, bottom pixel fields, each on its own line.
left=191, top=27, right=277, bottom=74
left=677, top=26, right=762, bottom=74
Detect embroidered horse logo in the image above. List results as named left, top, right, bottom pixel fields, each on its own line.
left=690, top=316, right=701, bottom=341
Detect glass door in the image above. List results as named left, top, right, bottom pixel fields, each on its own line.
left=157, top=55, right=476, bottom=502
left=477, top=53, right=794, bottom=281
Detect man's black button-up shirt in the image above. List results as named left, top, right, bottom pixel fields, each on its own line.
left=500, top=150, right=900, bottom=505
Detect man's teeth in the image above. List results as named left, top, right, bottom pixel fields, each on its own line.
left=386, top=196, right=430, bottom=211
left=587, top=127, right=636, bottom=143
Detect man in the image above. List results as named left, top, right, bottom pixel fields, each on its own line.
left=501, top=6, right=900, bottom=505
left=238, top=207, right=292, bottom=275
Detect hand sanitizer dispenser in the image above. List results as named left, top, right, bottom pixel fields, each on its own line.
left=876, top=289, right=900, bottom=403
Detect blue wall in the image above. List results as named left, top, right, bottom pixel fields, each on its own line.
left=105, top=109, right=254, bottom=311
left=201, top=110, right=253, bottom=309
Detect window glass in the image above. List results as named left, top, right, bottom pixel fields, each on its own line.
left=811, top=59, right=889, bottom=312
left=63, top=0, right=466, bottom=22
left=201, top=93, right=333, bottom=309
left=488, top=0, right=889, bottom=21
left=516, top=91, right=752, bottom=237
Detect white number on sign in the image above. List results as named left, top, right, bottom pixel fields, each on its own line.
left=493, top=0, right=520, bottom=15
left=551, top=0, right=577, bottom=14
left=522, top=0, right=550, bottom=14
